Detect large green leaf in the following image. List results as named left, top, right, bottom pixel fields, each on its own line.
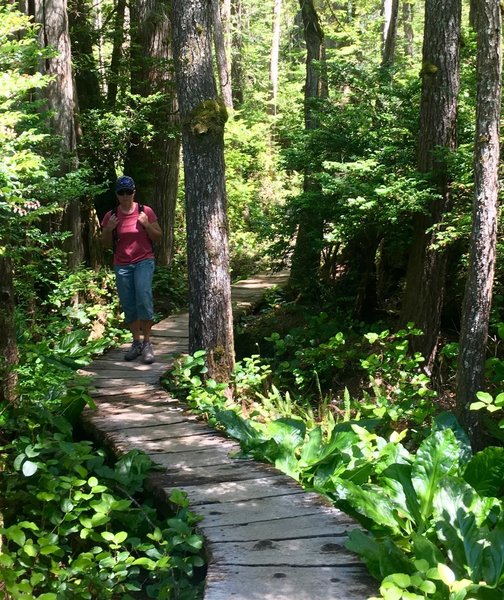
left=333, top=478, right=404, bottom=535
left=412, top=429, right=460, bottom=524
left=379, top=463, right=422, bottom=529
left=433, top=476, right=486, bottom=581
left=266, top=417, right=306, bottom=452
left=215, top=410, right=264, bottom=444
left=433, top=412, right=472, bottom=464
left=482, top=518, right=504, bottom=587
left=346, top=529, right=414, bottom=581
left=299, top=428, right=357, bottom=468
left=464, top=447, right=504, bottom=498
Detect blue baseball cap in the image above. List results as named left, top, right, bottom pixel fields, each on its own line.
left=115, top=175, right=135, bottom=191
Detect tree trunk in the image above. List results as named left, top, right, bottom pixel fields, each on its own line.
left=230, top=0, right=245, bottom=105
left=289, top=0, right=327, bottom=297
left=269, top=0, right=282, bottom=115
left=107, top=0, right=127, bottom=107
left=402, top=2, right=414, bottom=57
left=0, top=255, right=18, bottom=405
left=68, top=0, right=102, bottom=112
left=126, top=0, right=180, bottom=266
left=212, top=0, right=233, bottom=109
left=456, top=0, right=502, bottom=444
left=68, top=0, right=107, bottom=269
left=171, top=0, right=235, bottom=381
left=469, top=0, right=478, bottom=29
left=34, top=0, right=83, bottom=268
left=381, top=0, right=399, bottom=67
left=400, top=0, right=461, bottom=370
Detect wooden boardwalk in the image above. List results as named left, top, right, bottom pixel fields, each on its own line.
left=80, top=272, right=377, bottom=600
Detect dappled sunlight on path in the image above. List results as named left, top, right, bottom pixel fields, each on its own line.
left=81, top=272, right=377, bottom=599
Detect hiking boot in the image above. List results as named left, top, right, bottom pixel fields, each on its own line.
left=124, top=340, right=143, bottom=361
left=142, top=341, right=155, bottom=364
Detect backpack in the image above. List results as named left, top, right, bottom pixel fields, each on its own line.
left=111, top=203, right=152, bottom=253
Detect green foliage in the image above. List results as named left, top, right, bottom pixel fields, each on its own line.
left=0, top=434, right=205, bottom=599
left=164, top=304, right=504, bottom=600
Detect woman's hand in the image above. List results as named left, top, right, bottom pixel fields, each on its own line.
left=105, top=213, right=119, bottom=231
left=138, top=211, right=149, bottom=228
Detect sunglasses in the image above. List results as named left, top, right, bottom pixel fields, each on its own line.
left=117, top=189, right=134, bottom=196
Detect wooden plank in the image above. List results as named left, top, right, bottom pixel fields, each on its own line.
left=147, top=448, right=239, bottom=469
left=89, top=383, right=159, bottom=396
left=147, top=459, right=281, bottom=487
left=208, top=536, right=361, bottom=567
left=87, top=375, right=161, bottom=386
left=81, top=362, right=166, bottom=374
left=204, top=564, right=376, bottom=600
left=91, top=419, right=210, bottom=438
left=173, top=476, right=304, bottom=505
left=143, top=431, right=236, bottom=456
left=193, top=492, right=338, bottom=528
left=198, top=513, right=357, bottom=543
left=86, top=408, right=191, bottom=431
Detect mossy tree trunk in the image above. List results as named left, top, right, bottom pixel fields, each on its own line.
left=456, top=0, right=502, bottom=445
left=171, top=0, right=235, bottom=382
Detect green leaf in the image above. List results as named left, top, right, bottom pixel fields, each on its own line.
left=464, top=447, right=504, bottom=497
left=39, top=545, right=61, bottom=555
left=215, top=410, right=264, bottom=444
left=186, top=534, right=203, bottom=550
left=379, top=463, right=422, bottom=527
left=412, top=429, right=459, bottom=523
left=433, top=477, right=485, bottom=581
left=334, top=479, right=404, bottom=535
left=132, top=557, right=156, bottom=569
left=114, top=531, right=128, bottom=544
left=23, top=543, right=38, bottom=557
left=481, top=519, right=504, bottom=587
left=5, top=526, right=26, bottom=547
left=267, top=418, right=306, bottom=451
left=169, top=489, right=189, bottom=508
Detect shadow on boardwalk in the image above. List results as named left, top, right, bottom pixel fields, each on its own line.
left=81, top=272, right=377, bottom=600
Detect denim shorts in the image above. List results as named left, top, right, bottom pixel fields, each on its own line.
left=114, top=258, right=155, bottom=323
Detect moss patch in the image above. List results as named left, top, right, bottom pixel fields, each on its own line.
left=186, top=99, right=228, bottom=135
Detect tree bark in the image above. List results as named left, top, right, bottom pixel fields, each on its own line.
left=381, top=0, right=399, bottom=67
left=68, top=0, right=102, bottom=112
left=456, top=0, right=502, bottom=444
left=400, top=0, right=461, bottom=370
left=171, top=0, right=235, bottom=381
left=402, top=2, right=414, bottom=57
left=289, top=0, right=327, bottom=297
left=230, top=0, right=245, bottom=105
left=126, top=0, right=180, bottom=266
left=107, top=0, right=126, bottom=107
left=34, top=0, right=83, bottom=268
left=212, top=0, right=233, bottom=109
left=0, top=255, right=18, bottom=405
left=269, top=0, right=282, bottom=115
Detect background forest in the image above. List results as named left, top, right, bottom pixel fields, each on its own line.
left=1, top=0, right=504, bottom=599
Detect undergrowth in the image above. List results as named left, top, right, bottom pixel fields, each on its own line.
left=163, top=311, right=504, bottom=600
